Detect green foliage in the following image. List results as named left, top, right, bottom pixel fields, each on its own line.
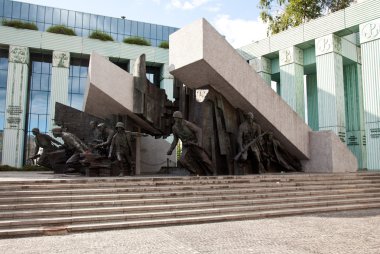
left=2, top=19, right=38, bottom=30
left=159, top=41, right=169, bottom=49
left=0, top=165, right=50, bottom=171
left=259, top=0, right=354, bottom=35
left=89, top=30, right=114, bottom=41
left=123, top=36, right=151, bottom=46
left=46, top=25, right=76, bottom=36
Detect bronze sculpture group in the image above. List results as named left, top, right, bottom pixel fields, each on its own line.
left=31, top=109, right=301, bottom=176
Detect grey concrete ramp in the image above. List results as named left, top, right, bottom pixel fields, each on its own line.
left=83, top=52, right=160, bottom=135
left=169, top=19, right=357, bottom=172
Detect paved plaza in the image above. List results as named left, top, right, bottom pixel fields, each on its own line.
left=0, top=208, right=379, bottom=254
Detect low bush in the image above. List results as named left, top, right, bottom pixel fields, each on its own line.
left=2, top=19, right=38, bottom=30
left=159, top=41, right=169, bottom=49
left=123, top=36, right=151, bottom=46
left=46, top=25, right=76, bottom=36
left=89, top=30, right=114, bottom=41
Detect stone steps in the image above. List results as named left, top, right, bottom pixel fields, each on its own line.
left=1, top=179, right=380, bottom=197
left=0, top=172, right=379, bottom=238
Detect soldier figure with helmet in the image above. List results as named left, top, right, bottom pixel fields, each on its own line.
left=109, top=122, right=134, bottom=176
left=167, top=111, right=214, bottom=175
left=29, top=128, right=62, bottom=168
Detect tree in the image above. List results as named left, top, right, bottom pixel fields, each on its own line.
left=259, top=0, right=354, bottom=35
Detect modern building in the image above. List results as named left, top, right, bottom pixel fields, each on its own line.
left=0, top=0, right=177, bottom=169
left=1, top=0, right=379, bottom=172
left=238, top=0, right=380, bottom=171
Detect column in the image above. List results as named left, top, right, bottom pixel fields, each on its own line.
left=50, top=51, right=70, bottom=130
left=160, top=63, right=174, bottom=101
left=306, top=74, right=319, bottom=131
left=279, top=46, right=305, bottom=120
left=360, top=18, right=380, bottom=170
left=250, top=56, right=271, bottom=85
left=2, top=46, right=29, bottom=167
left=344, top=59, right=367, bottom=169
left=315, top=34, right=346, bottom=143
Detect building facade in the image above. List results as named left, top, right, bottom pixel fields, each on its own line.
left=0, top=0, right=177, bottom=168
left=239, top=0, right=380, bottom=170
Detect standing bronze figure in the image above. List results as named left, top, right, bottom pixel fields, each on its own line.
left=167, top=111, right=213, bottom=175
left=94, top=123, right=115, bottom=156
left=109, top=122, right=134, bottom=176
left=236, top=112, right=266, bottom=174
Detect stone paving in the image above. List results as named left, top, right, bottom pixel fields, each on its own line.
left=0, top=208, right=379, bottom=254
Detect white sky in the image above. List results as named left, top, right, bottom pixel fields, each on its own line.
left=16, top=0, right=268, bottom=48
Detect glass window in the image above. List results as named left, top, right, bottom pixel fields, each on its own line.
left=20, top=3, right=29, bottom=20
left=150, top=24, right=157, bottom=40
left=28, top=4, right=37, bottom=21
left=163, top=27, right=169, bottom=41
left=0, top=51, right=8, bottom=163
left=117, top=34, right=124, bottom=42
left=45, top=7, right=53, bottom=24
left=37, top=5, right=45, bottom=23
left=97, top=15, right=104, bottom=31
left=26, top=54, right=52, bottom=159
left=137, top=22, right=144, bottom=37
left=104, top=17, right=111, bottom=32
left=131, top=21, right=138, bottom=36
left=52, top=8, right=60, bottom=24
left=11, top=1, right=21, bottom=19
left=111, top=18, right=118, bottom=33
left=90, top=14, right=97, bottom=30
left=75, top=12, right=82, bottom=28
left=0, top=0, right=4, bottom=17
left=74, top=28, right=82, bottom=37
left=68, top=10, right=75, bottom=27
left=36, top=22, right=44, bottom=31
left=4, top=0, right=12, bottom=18
left=124, top=20, right=131, bottom=35
left=144, top=23, right=150, bottom=38
left=68, top=58, right=88, bottom=110
left=82, top=29, right=89, bottom=37
left=60, top=9, right=68, bottom=26
left=83, top=13, right=90, bottom=29
left=117, top=19, right=124, bottom=34
left=157, top=25, right=163, bottom=40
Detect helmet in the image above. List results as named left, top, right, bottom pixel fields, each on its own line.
left=246, top=112, right=254, bottom=120
left=115, top=122, right=125, bottom=129
left=173, top=111, right=183, bottom=119
left=31, top=128, right=40, bottom=133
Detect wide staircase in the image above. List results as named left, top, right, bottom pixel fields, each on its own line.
left=1, top=172, right=380, bottom=238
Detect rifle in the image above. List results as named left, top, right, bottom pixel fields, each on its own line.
left=234, top=131, right=268, bottom=161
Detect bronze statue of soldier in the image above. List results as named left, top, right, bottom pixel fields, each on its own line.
left=94, top=123, right=115, bottom=156
left=236, top=112, right=266, bottom=174
left=109, top=122, right=134, bottom=177
left=52, top=127, right=89, bottom=174
left=167, top=111, right=213, bottom=175
left=262, top=131, right=302, bottom=172
left=29, top=128, right=62, bottom=168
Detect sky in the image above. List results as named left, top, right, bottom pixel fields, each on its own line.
left=17, top=0, right=268, bottom=48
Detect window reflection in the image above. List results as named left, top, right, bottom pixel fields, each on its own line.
left=68, top=58, right=89, bottom=111
left=25, top=54, right=52, bottom=159
left=0, top=0, right=178, bottom=47
left=0, top=50, right=8, bottom=163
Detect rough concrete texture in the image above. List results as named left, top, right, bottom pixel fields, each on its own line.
left=169, top=19, right=358, bottom=172
left=303, top=131, right=358, bottom=173
left=83, top=52, right=158, bottom=134
left=1, top=209, right=379, bottom=254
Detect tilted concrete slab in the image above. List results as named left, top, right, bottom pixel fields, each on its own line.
left=83, top=52, right=160, bottom=135
left=169, top=19, right=357, bottom=172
